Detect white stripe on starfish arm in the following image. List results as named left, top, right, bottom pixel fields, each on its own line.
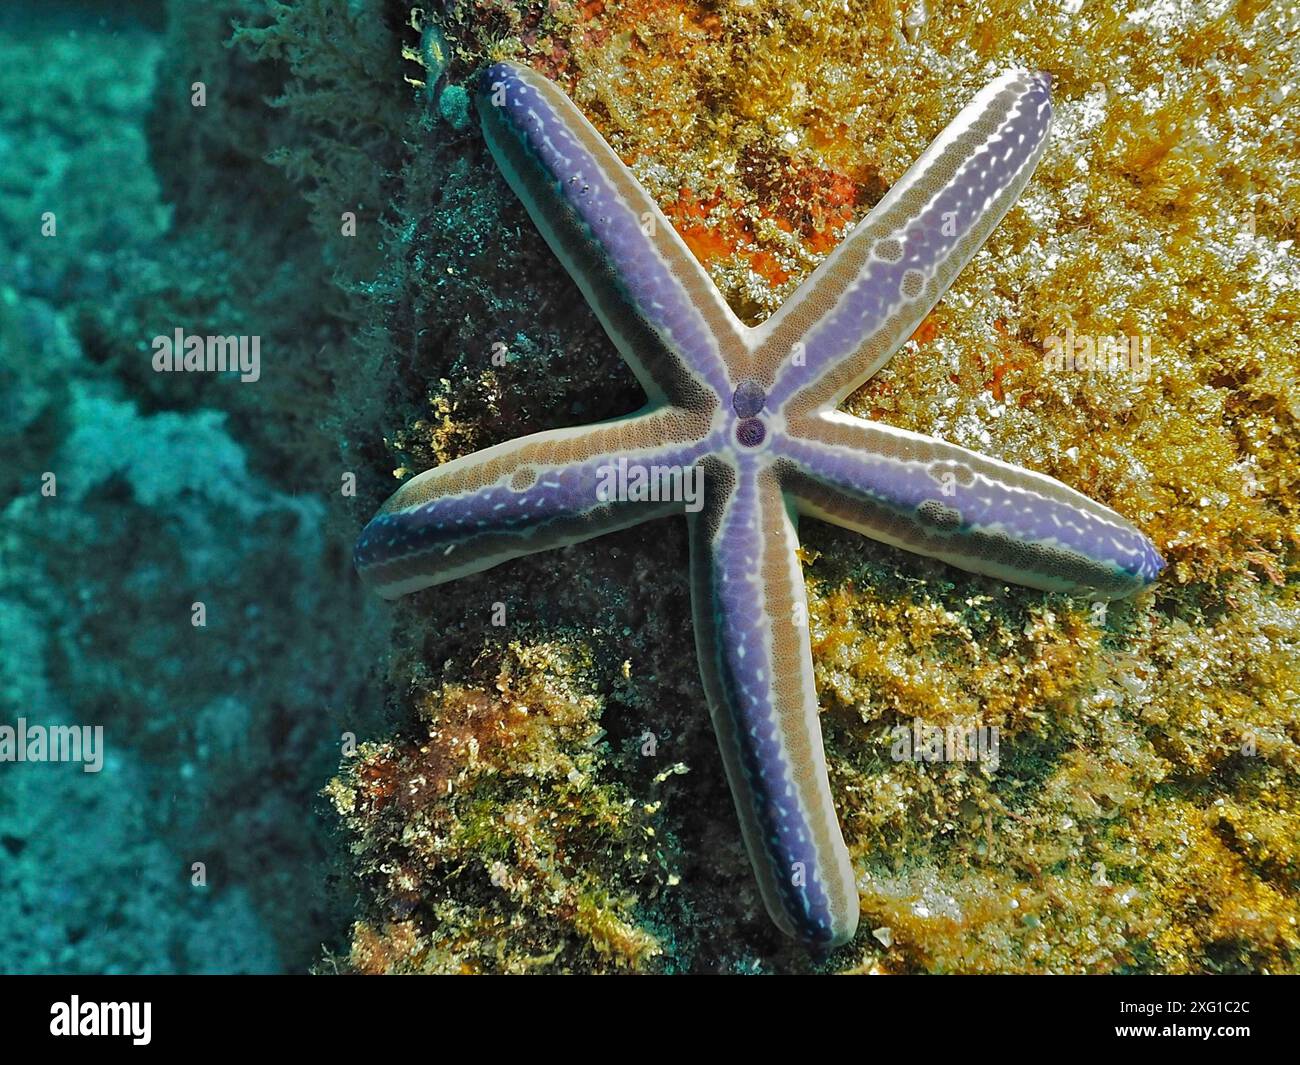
left=476, top=62, right=746, bottom=408
left=776, top=411, right=1166, bottom=597
left=354, top=408, right=714, bottom=599
left=754, top=69, right=1054, bottom=415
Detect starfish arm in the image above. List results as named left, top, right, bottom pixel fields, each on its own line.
left=476, top=62, right=744, bottom=408
left=777, top=412, right=1165, bottom=596
left=756, top=70, right=1053, bottom=415
left=355, top=409, right=711, bottom=599
left=689, top=457, right=859, bottom=946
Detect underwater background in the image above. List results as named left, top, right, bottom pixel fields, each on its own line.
left=0, top=0, right=1296, bottom=974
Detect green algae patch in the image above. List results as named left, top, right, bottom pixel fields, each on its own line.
left=324, top=644, right=669, bottom=972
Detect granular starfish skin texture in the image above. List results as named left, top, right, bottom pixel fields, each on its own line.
left=354, top=61, right=1162, bottom=947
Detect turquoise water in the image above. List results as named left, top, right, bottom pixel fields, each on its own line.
left=0, top=1, right=385, bottom=973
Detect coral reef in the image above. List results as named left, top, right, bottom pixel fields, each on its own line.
left=302, top=0, right=1298, bottom=973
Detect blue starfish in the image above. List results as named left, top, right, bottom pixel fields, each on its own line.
left=355, top=62, right=1164, bottom=948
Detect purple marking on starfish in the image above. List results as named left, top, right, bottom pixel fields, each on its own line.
left=732, top=379, right=767, bottom=418
left=737, top=419, right=767, bottom=448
